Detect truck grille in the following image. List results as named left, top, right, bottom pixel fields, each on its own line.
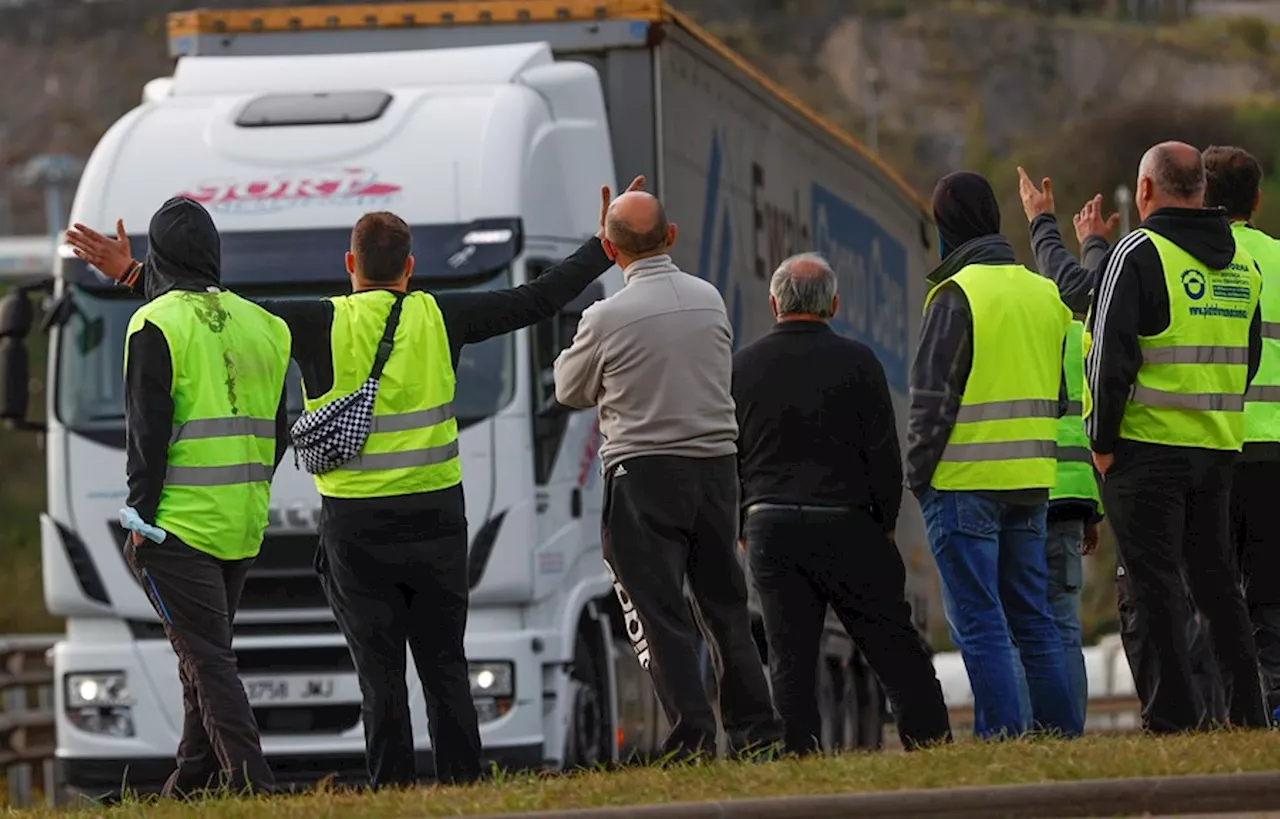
left=239, top=646, right=359, bottom=736
left=253, top=704, right=361, bottom=736
left=240, top=533, right=327, bottom=610
left=111, top=525, right=328, bottom=611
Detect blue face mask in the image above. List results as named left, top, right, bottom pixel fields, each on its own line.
left=937, top=227, right=946, bottom=261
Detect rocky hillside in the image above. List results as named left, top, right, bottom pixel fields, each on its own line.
left=2, top=0, right=1279, bottom=235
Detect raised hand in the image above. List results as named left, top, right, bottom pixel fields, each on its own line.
left=1017, top=166, right=1056, bottom=222
left=65, top=219, right=135, bottom=281
left=596, top=175, right=647, bottom=241
left=1072, top=194, right=1122, bottom=246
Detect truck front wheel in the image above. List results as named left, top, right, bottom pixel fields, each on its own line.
left=565, top=632, right=611, bottom=769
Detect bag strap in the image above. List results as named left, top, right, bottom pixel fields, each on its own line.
left=369, top=292, right=406, bottom=381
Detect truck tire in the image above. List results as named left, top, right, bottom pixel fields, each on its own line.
left=816, top=658, right=840, bottom=751
left=855, top=660, right=885, bottom=750
left=839, top=660, right=860, bottom=750
left=565, top=631, right=611, bottom=770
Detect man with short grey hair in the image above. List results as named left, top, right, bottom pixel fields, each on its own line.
left=733, top=252, right=952, bottom=753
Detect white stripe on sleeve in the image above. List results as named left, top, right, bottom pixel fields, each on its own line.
left=1084, top=230, right=1149, bottom=439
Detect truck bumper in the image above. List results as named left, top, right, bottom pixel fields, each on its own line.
left=54, top=618, right=555, bottom=800
left=62, top=744, right=545, bottom=800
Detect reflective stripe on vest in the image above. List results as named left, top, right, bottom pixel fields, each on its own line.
left=303, top=290, right=461, bottom=499
left=124, top=290, right=292, bottom=560
left=1235, top=223, right=1280, bottom=444
left=1119, top=229, right=1260, bottom=451
left=927, top=263, right=1071, bottom=491
left=1051, top=319, right=1101, bottom=506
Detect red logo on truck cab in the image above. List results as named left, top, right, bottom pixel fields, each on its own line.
left=179, top=168, right=401, bottom=214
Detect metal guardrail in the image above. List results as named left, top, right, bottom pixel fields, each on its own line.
left=0, top=635, right=59, bottom=808
left=946, top=695, right=1144, bottom=733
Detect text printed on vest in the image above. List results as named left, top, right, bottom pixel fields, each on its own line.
left=604, top=559, right=651, bottom=670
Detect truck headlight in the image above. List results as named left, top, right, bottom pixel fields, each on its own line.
left=468, top=662, right=514, bottom=723
left=469, top=662, right=513, bottom=698
left=65, top=672, right=134, bottom=737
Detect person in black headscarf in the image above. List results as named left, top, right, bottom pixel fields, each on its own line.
left=905, top=172, right=1080, bottom=740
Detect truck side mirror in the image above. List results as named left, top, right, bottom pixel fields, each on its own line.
left=0, top=336, right=31, bottom=425
left=0, top=291, right=35, bottom=429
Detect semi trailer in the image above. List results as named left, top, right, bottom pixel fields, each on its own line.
left=0, top=0, right=938, bottom=796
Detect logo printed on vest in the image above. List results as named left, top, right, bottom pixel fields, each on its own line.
left=1181, top=269, right=1206, bottom=300
left=603, top=559, right=650, bottom=670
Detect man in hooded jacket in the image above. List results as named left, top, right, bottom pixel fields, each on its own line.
left=1015, top=168, right=1229, bottom=729
left=1085, top=142, right=1268, bottom=733
left=109, top=196, right=291, bottom=796
left=906, top=171, right=1081, bottom=740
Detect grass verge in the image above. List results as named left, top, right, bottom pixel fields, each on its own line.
left=5, top=732, right=1279, bottom=817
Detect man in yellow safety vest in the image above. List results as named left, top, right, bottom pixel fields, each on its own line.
left=1205, top=144, right=1280, bottom=723
left=906, top=170, right=1080, bottom=740
left=1085, top=141, right=1268, bottom=732
left=78, top=197, right=289, bottom=797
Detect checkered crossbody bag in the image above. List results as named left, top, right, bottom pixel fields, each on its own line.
left=290, top=293, right=406, bottom=475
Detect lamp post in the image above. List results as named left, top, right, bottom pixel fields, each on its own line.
left=1115, top=184, right=1133, bottom=236
left=15, top=153, right=84, bottom=249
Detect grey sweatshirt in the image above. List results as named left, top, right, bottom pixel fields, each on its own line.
left=553, top=254, right=738, bottom=472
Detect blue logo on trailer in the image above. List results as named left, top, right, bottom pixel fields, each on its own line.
left=811, top=184, right=909, bottom=392
left=697, top=130, right=744, bottom=348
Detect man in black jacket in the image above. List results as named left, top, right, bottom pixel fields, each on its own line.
left=1084, top=141, right=1267, bottom=733
left=733, top=252, right=951, bottom=754
left=65, top=178, right=639, bottom=787
left=1018, top=169, right=1228, bottom=728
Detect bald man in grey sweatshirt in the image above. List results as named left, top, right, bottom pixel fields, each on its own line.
left=554, top=192, right=782, bottom=760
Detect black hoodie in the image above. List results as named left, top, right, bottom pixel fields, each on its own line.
left=1085, top=207, right=1263, bottom=455
left=905, top=234, right=1068, bottom=500
left=125, top=198, right=290, bottom=525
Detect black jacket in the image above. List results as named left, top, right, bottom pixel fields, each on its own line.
left=125, top=199, right=290, bottom=524
left=125, top=236, right=614, bottom=534
left=732, top=320, right=902, bottom=533
left=1085, top=208, right=1263, bottom=455
left=905, top=234, right=1068, bottom=501
left=1029, top=214, right=1111, bottom=316
left=1028, top=214, right=1110, bottom=524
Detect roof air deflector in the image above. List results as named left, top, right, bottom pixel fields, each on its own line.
left=235, top=90, right=392, bottom=128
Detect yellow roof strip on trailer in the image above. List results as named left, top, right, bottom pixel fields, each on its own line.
left=168, top=0, right=663, bottom=35
left=167, top=0, right=928, bottom=217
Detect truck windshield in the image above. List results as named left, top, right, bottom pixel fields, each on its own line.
left=55, top=273, right=516, bottom=434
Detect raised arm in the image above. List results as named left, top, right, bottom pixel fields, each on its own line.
left=434, top=176, right=645, bottom=348
left=1018, top=169, right=1120, bottom=313
left=435, top=238, right=612, bottom=347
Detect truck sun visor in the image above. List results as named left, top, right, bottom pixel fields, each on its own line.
left=235, top=90, right=393, bottom=128
left=59, top=218, right=524, bottom=290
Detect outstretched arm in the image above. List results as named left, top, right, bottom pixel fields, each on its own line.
left=435, top=176, right=646, bottom=348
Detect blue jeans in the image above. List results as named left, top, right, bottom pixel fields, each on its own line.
left=921, top=490, right=1082, bottom=739
left=1045, top=519, right=1088, bottom=726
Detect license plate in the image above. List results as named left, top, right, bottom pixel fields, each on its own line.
left=242, top=675, right=338, bottom=705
